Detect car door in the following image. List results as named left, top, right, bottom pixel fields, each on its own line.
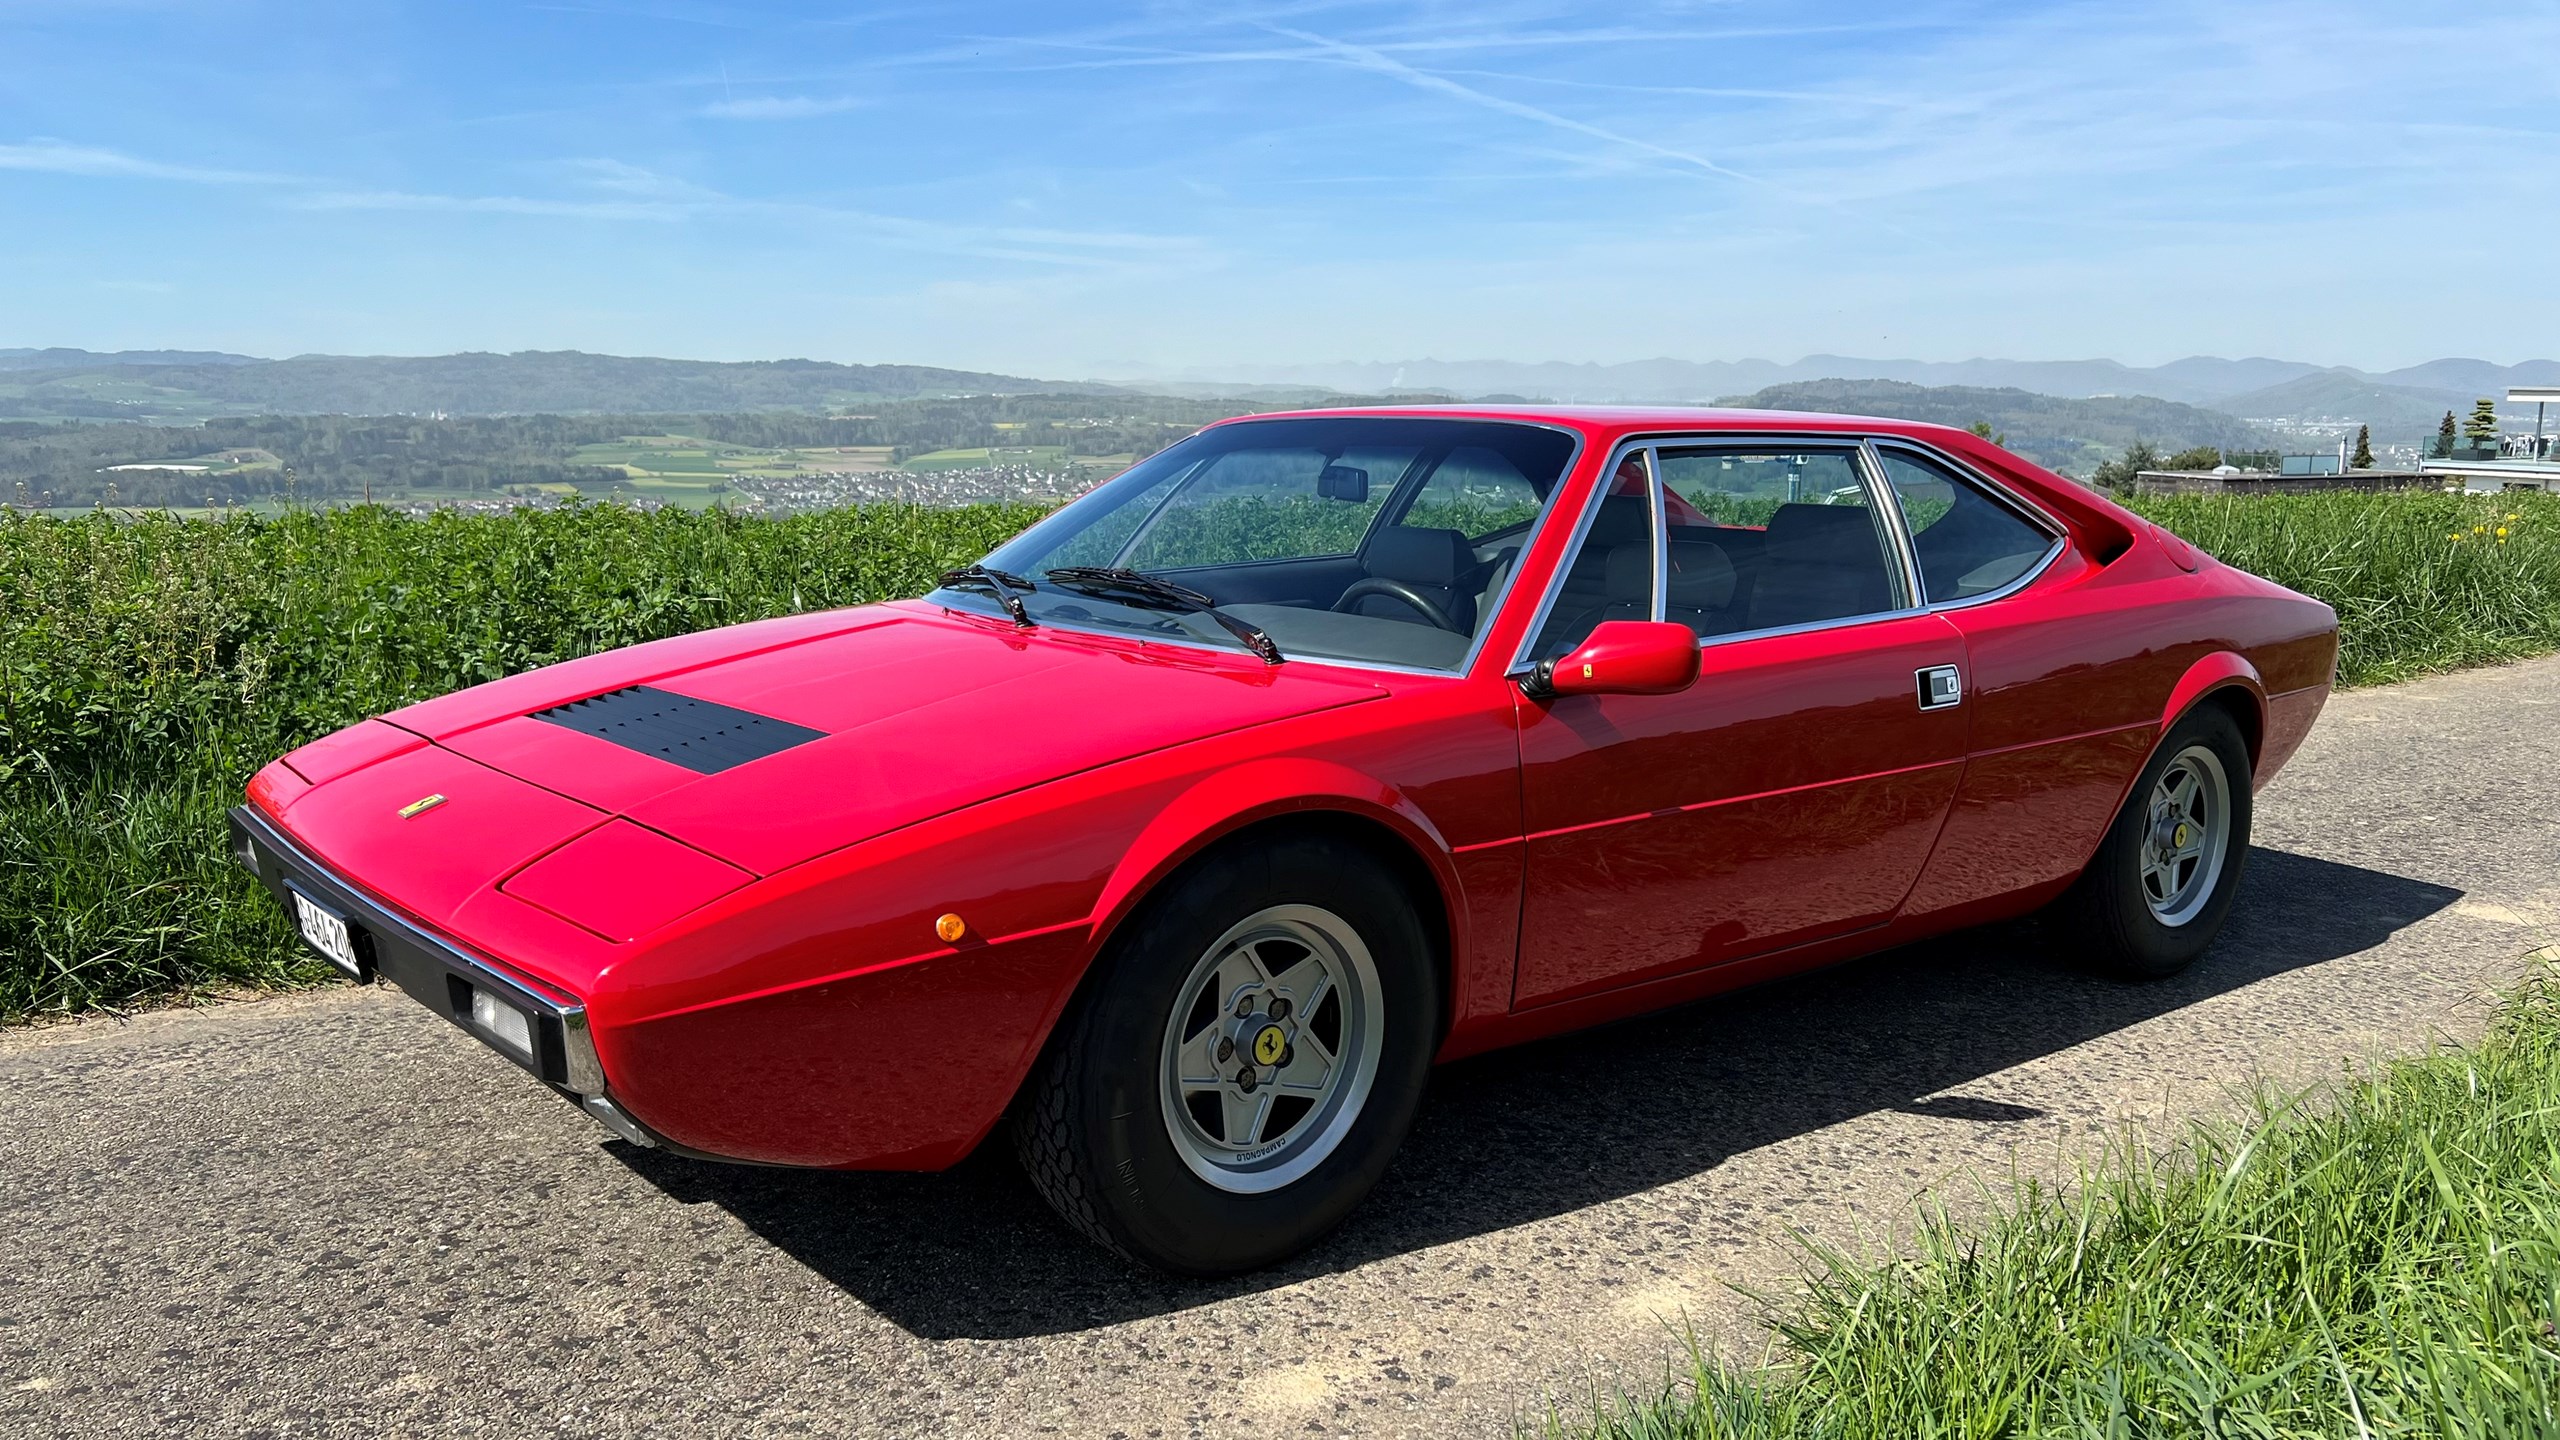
left=1510, top=440, right=1970, bottom=1008
left=1868, top=440, right=2162, bottom=924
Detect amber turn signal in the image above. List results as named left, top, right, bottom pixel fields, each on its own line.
left=935, top=913, right=967, bottom=943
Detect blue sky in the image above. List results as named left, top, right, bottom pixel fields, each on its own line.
left=2, top=1, right=2554, bottom=376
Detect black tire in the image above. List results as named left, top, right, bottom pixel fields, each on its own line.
left=1013, top=832, right=1436, bottom=1275
left=2057, top=704, right=2253, bottom=980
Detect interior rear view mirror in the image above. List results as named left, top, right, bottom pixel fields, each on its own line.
left=1522, top=620, right=1700, bottom=700
left=1317, top=464, right=1369, bottom=502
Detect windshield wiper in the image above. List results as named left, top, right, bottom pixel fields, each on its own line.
left=1043, top=566, right=1283, bottom=664
left=937, top=564, right=1037, bottom=626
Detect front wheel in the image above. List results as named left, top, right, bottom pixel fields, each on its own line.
left=2057, top=705, right=2253, bottom=980
left=1014, top=834, right=1436, bottom=1274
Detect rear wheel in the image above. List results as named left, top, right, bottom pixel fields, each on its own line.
left=1014, top=833, right=1435, bottom=1274
left=2058, top=705, right=2253, bottom=979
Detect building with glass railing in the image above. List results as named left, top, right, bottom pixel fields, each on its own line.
left=2419, top=387, right=2560, bottom=492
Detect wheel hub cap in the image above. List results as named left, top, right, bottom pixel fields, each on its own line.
left=2138, top=745, right=2232, bottom=928
left=1158, top=904, right=1387, bottom=1194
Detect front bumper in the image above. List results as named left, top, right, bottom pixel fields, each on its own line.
left=228, top=804, right=657, bottom=1147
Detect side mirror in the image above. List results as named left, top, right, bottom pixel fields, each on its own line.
left=1317, top=464, right=1369, bottom=502
left=1522, top=620, right=1700, bottom=700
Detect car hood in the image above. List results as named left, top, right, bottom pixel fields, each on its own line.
left=380, top=602, right=1387, bottom=875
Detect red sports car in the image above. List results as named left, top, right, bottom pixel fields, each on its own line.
left=233, top=407, right=2337, bottom=1273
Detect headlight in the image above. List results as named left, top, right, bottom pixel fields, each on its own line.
left=468, top=987, right=536, bottom=1061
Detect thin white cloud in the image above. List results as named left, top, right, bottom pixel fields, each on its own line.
left=1254, top=24, right=1763, bottom=188
left=952, top=21, right=1933, bottom=74
left=280, top=181, right=1204, bottom=270
left=288, top=190, right=692, bottom=221
left=562, top=157, right=718, bottom=199
left=0, top=139, right=292, bottom=185
left=699, top=94, right=866, bottom=120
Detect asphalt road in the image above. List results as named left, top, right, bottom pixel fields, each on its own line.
left=7, top=657, right=2558, bottom=1439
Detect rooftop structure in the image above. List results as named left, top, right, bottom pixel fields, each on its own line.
left=2419, top=386, right=2560, bottom=493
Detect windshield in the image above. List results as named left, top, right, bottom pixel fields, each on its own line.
left=936, top=417, right=1578, bottom=670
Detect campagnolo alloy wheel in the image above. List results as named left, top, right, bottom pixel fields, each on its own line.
left=2137, top=745, right=2233, bottom=928
left=2061, top=704, right=2254, bottom=980
left=1157, top=904, right=1386, bottom=1194
left=1015, top=832, right=1435, bottom=1275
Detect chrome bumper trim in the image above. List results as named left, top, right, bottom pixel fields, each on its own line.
left=228, top=804, right=608, bottom=1098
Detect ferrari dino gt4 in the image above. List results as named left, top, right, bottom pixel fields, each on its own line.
left=233, top=406, right=2337, bottom=1273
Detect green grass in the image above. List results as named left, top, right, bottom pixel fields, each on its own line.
left=1570, top=969, right=2560, bottom=1438
left=2127, top=490, right=2560, bottom=686
left=2, top=487, right=2556, bottom=1019
left=0, top=500, right=1042, bottom=1018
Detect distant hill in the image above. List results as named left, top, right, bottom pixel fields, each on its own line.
left=0, top=349, right=1095, bottom=420
left=1113, top=354, right=2560, bottom=413
left=1110, top=355, right=2334, bottom=406
left=1719, top=379, right=2282, bottom=474
left=2369, top=357, right=2560, bottom=394
left=9, top=342, right=2556, bottom=431
left=0, top=347, right=266, bottom=371
left=2207, top=372, right=2473, bottom=441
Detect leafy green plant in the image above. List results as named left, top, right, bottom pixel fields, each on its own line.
left=2130, top=490, right=2560, bottom=686
left=0, top=500, right=1038, bottom=1016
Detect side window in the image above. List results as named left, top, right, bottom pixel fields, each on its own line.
left=1399, top=446, right=1543, bottom=540
left=1526, top=451, right=1657, bottom=660
left=1656, top=447, right=1902, bottom=634
left=1122, top=445, right=1406, bottom=569
left=1876, top=450, right=2056, bottom=602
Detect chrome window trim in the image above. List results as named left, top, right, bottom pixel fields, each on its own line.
left=1505, top=431, right=1919, bottom=674
left=943, top=418, right=1587, bottom=682
left=1864, top=436, right=2069, bottom=612
left=1858, top=439, right=1925, bottom=611
left=1642, top=446, right=1669, bottom=624
left=1501, top=435, right=1650, bottom=677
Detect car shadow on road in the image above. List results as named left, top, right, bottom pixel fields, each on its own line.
left=609, top=845, right=2459, bottom=1340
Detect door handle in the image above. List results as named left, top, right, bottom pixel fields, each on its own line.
left=1916, top=664, right=1963, bottom=710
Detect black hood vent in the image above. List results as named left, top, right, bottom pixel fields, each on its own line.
left=532, top=686, right=825, bottom=774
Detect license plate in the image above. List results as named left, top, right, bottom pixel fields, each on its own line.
left=289, top=886, right=369, bottom=980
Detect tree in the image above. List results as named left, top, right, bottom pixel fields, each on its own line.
left=2439, top=411, right=2458, bottom=443
left=2351, top=424, right=2374, bottom=469
left=2090, top=439, right=2161, bottom=493
left=2465, top=398, right=2499, bottom=444
left=1966, top=419, right=2008, bottom=447
left=2163, top=446, right=2225, bottom=471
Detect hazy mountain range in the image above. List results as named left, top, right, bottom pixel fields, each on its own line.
left=1114, top=354, right=2560, bottom=411
left=6, top=347, right=2552, bottom=468
left=0, top=349, right=1079, bottom=422
left=0, top=347, right=267, bottom=371
left=1720, top=380, right=2278, bottom=473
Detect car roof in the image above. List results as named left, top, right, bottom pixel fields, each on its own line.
left=1204, top=402, right=2150, bottom=559
left=1204, top=403, right=1979, bottom=447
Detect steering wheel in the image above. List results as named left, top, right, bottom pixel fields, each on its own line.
left=1332, top=577, right=1459, bottom=632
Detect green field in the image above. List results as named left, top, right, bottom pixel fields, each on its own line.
left=560, top=433, right=906, bottom=505
left=900, top=444, right=1073, bottom=472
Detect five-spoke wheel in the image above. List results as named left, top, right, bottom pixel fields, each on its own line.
left=1160, top=905, right=1384, bottom=1192
left=2137, top=745, right=2232, bottom=927
left=1015, top=832, right=1435, bottom=1275
left=2059, top=703, right=2253, bottom=979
